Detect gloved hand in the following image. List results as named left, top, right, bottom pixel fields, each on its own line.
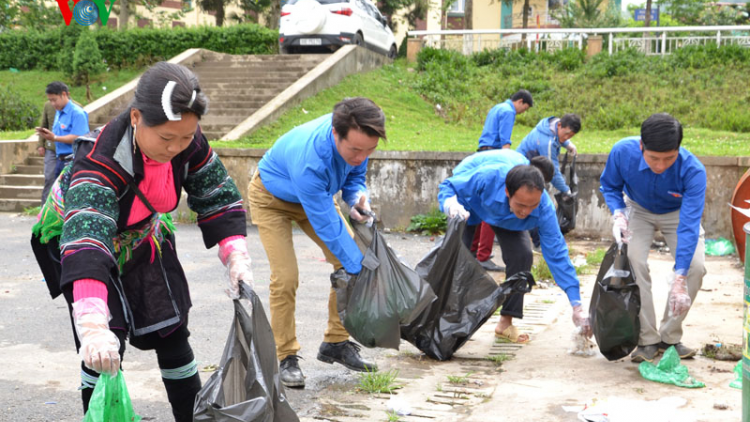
left=566, top=142, right=578, bottom=156
left=668, top=274, right=691, bottom=317
left=72, top=298, right=120, bottom=376
left=443, top=195, right=470, bottom=220
left=219, top=237, right=253, bottom=299
left=612, top=209, right=631, bottom=245
left=349, top=193, right=374, bottom=227
left=572, top=305, right=592, bottom=338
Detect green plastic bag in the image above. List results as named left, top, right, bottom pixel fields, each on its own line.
left=730, top=361, right=742, bottom=389
left=705, top=238, right=736, bottom=256
left=638, top=346, right=705, bottom=388
left=83, top=371, right=141, bottom=422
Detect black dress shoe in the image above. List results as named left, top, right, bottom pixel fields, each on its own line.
left=317, top=340, right=378, bottom=372
left=631, top=344, right=660, bottom=363
left=658, top=342, right=697, bottom=359
left=279, top=355, right=305, bottom=388
left=479, top=259, right=505, bottom=272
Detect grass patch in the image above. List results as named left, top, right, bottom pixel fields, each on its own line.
left=210, top=58, right=750, bottom=156
left=531, top=258, right=553, bottom=283
left=357, top=369, right=402, bottom=394
left=485, top=353, right=512, bottom=366
left=0, top=129, right=35, bottom=141
left=446, top=371, right=473, bottom=384
left=0, top=67, right=144, bottom=111
left=406, top=207, right=447, bottom=235
left=385, top=411, right=403, bottom=422
left=22, top=206, right=41, bottom=216
left=174, top=210, right=197, bottom=224
left=586, top=248, right=608, bottom=267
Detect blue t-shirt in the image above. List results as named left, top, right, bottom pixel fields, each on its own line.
left=516, top=116, right=572, bottom=193
left=53, top=101, right=89, bottom=157
left=600, top=137, right=707, bottom=274
left=477, top=99, right=516, bottom=149
left=437, top=162, right=582, bottom=306
left=257, top=114, right=369, bottom=274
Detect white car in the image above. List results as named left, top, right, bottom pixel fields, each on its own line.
left=279, top=0, right=398, bottom=58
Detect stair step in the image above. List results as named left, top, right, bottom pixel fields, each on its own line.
left=14, top=165, right=43, bottom=175
left=205, top=107, right=259, bottom=116
left=201, top=81, right=298, bottom=89
left=203, top=131, right=227, bottom=140
left=200, top=116, right=247, bottom=126
left=204, top=88, right=287, bottom=97
left=0, top=174, right=45, bottom=186
left=0, top=185, right=43, bottom=200
left=26, top=156, right=44, bottom=166
left=0, top=198, right=41, bottom=212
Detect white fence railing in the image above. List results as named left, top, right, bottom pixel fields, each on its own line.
left=407, top=26, right=750, bottom=56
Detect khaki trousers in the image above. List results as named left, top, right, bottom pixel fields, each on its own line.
left=248, top=172, right=351, bottom=361
left=626, top=200, right=707, bottom=346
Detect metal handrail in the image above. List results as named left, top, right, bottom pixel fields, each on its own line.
left=408, top=25, right=750, bottom=36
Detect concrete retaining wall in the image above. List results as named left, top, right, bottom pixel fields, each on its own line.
left=0, top=140, right=36, bottom=175
left=215, top=148, right=750, bottom=239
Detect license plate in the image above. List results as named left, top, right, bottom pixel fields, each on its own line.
left=300, top=38, right=322, bottom=46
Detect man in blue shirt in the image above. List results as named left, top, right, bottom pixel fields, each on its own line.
left=472, top=90, right=534, bottom=271
left=477, top=89, right=533, bottom=151
left=35, top=82, right=89, bottom=178
left=248, top=98, right=384, bottom=388
left=600, top=113, right=707, bottom=363
left=438, top=160, right=590, bottom=344
left=517, top=114, right=581, bottom=249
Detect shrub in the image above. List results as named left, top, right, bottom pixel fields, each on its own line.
left=0, top=85, right=38, bottom=131
left=0, top=24, right=278, bottom=70
left=406, top=208, right=447, bottom=235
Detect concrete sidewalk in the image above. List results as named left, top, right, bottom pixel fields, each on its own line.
left=1, top=212, right=744, bottom=421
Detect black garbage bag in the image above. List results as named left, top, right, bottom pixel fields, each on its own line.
left=555, top=152, right=578, bottom=234
left=331, top=221, right=437, bottom=350
left=400, top=218, right=536, bottom=361
left=193, top=283, right=299, bottom=422
left=589, top=243, right=641, bottom=361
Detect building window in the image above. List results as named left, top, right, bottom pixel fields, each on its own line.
left=448, top=0, right=464, bottom=15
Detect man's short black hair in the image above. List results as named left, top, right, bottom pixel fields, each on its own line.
left=641, top=113, right=682, bottom=152
left=332, top=97, right=387, bottom=141
left=530, top=156, right=554, bottom=183
left=510, top=89, right=533, bottom=107
left=45, top=81, right=70, bottom=96
left=560, top=114, right=581, bottom=134
left=506, top=164, right=545, bottom=198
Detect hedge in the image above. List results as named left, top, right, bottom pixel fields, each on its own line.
left=0, top=23, right=279, bottom=70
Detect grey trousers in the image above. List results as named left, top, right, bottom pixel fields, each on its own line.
left=626, top=201, right=706, bottom=346
left=41, top=149, right=57, bottom=204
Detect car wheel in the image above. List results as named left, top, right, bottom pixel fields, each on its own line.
left=352, top=33, right=364, bottom=47
left=388, top=44, right=397, bottom=59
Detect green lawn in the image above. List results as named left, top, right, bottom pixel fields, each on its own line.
left=0, top=67, right=143, bottom=110
left=0, top=129, right=35, bottom=141
left=212, top=61, right=750, bottom=156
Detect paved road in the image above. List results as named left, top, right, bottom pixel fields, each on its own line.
left=0, top=213, right=437, bottom=421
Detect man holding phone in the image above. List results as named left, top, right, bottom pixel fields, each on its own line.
left=35, top=82, right=89, bottom=179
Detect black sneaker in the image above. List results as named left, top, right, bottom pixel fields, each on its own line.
left=658, top=342, right=697, bottom=359
left=631, top=344, right=660, bottom=363
left=317, top=340, right=378, bottom=372
left=479, top=259, right=505, bottom=272
left=279, top=355, right=305, bottom=388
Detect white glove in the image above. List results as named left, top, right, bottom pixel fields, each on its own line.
left=566, top=142, right=578, bottom=156
left=571, top=305, right=592, bottom=338
left=349, top=193, right=374, bottom=227
left=612, top=210, right=631, bottom=245
left=218, top=237, right=253, bottom=299
left=443, top=195, right=470, bottom=220
left=668, top=274, right=691, bottom=317
left=72, top=298, right=120, bottom=376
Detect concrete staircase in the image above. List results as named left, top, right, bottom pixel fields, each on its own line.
left=87, top=53, right=327, bottom=140
left=0, top=155, right=43, bottom=211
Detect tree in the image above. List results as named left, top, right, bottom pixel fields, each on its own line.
left=198, top=0, right=233, bottom=26
left=73, top=30, right=106, bottom=101
left=0, top=0, right=19, bottom=32
left=235, top=0, right=272, bottom=25
left=379, top=0, right=430, bottom=32
left=465, top=0, right=472, bottom=29
left=555, top=0, right=620, bottom=28
left=656, top=0, right=708, bottom=25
